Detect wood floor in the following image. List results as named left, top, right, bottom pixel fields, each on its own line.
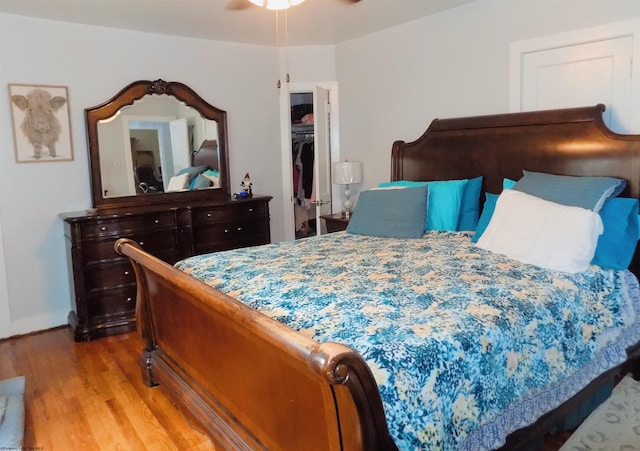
left=0, top=327, right=212, bottom=450
left=1, top=326, right=573, bottom=450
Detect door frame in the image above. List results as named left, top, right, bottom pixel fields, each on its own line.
left=509, top=18, right=640, bottom=133
left=279, top=81, right=341, bottom=242
left=0, top=211, right=13, bottom=338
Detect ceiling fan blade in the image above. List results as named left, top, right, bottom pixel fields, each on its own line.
left=225, top=0, right=255, bottom=11
left=340, top=0, right=362, bottom=3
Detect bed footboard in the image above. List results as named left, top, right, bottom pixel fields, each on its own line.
left=114, top=238, right=397, bottom=451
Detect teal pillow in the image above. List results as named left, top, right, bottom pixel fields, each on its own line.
left=512, top=170, right=626, bottom=213
left=471, top=179, right=517, bottom=242
left=503, top=178, right=517, bottom=190
left=592, top=198, right=640, bottom=269
left=472, top=193, right=498, bottom=243
left=378, top=181, right=428, bottom=189
left=457, top=176, right=483, bottom=231
left=347, top=186, right=428, bottom=238
left=425, top=180, right=467, bottom=231
left=190, top=173, right=212, bottom=190
left=378, top=179, right=467, bottom=232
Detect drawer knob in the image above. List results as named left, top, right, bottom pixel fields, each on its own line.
left=224, top=229, right=229, bottom=233
left=100, top=226, right=107, bottom=231
left=248, top=208, right=254, bottom=212
left=124, top=270, right=129, bottom=276
left=207, top=213, right=212, bottom=217
left=139, top=241, right=144, bottom=246
left=154, top=219, right=159, bottom=224
left=126, top=297, right=133, bottom=303
left=237, top=227, right=242, bottom=231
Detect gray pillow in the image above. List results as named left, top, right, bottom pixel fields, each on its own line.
left=346, top=185, right=428, bottom=238
left=512, top=170, right=626, bottom=212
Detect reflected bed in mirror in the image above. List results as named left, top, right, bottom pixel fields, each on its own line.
left=86, top=79, right=230, bottom=210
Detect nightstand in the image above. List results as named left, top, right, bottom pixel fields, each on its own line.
left=321, top=211, right=350, bottom=233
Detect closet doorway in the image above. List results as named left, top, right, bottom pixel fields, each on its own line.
left=290, top=86, right=333, bottom=239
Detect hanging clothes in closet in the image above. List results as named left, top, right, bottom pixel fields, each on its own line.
left=291, top=98, right=316, bottom=239
left=292, top=132, right=315, bottom=206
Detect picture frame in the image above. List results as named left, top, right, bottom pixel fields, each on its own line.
left=8, top=83, right=74, bottom=163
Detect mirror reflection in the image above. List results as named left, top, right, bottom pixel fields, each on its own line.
left=86, top=79, right=230, bottom=210
left=98, top=95, right=219, bottom=198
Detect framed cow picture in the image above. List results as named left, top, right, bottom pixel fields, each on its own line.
left=8, top=83, right=73, bottom=163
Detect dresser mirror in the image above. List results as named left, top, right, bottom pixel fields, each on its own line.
left=86, top=79, right=230, bottom=210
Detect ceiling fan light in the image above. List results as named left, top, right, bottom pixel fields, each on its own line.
left=251, top=0, right=305, bottom=10
left=267, top=0, right=288, bottom=10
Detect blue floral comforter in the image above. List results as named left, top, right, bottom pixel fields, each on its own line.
left=175, top=231, right=640, bottom=450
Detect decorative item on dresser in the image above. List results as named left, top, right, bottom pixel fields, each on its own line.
left=60, top=79, right=272, bottom=342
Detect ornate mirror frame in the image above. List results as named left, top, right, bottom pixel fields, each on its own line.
left=86, top=79, right=231, bottom=210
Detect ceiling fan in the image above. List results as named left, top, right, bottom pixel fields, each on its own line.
left=226, top=0, right=361, bottom=11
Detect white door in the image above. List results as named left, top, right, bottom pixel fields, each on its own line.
left=170, top=118, right=190, bottom=175
left=312, top=86, right=332, bottom=235
left=518, top=36, right=633, bottom=132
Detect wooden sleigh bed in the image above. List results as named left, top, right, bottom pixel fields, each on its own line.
left=116, top=104, right=640, bottom=450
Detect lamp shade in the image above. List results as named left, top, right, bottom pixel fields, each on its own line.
left=332, top=161, right=362, bottom=185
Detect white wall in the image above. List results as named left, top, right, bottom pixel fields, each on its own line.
left=335, top=0, right=640, bottom=192
left=0, top=13, right=292, bottom=337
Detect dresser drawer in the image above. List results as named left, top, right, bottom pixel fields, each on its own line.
left=193, top=220, right=269, bottom=253
left=84, top=261, right=136, bottom=292
left=192, top=202, right=268, bottom=224
left=86, top=286, right=137, bottom=320
left=81, top=212, right=177, bottom=238
left=82, top=230, right=179, bottom=264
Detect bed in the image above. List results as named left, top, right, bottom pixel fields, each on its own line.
left=116, top=104, right=640, bottom=450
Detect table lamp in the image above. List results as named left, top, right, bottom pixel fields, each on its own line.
left=332, top=161, right=362, bottom=218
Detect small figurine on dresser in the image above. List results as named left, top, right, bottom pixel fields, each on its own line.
left=234, top=173, right=253, bottom=199
left=241, top=173, right=253, bottom=197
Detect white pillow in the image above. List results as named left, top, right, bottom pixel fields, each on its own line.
left=475, top=189, right=603, bottom=273
left=166, top=173, right=190, bottom=192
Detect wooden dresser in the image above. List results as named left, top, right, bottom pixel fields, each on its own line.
left=60, top=196, right=271, bottom=342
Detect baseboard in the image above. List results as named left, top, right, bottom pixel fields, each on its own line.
left=2, top=309, right=68, bottom=339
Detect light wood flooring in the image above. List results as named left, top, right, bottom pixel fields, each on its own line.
left=1, top=326, right=573, bottom=450
left=0, top=327, right=212, bottom=450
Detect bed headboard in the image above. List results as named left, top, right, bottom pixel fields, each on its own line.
left=391, top=104, right=640, bottom=276
left=192, top=139, right=219, bottom=171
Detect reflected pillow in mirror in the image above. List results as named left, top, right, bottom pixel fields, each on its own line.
left=166, top=173, right=190, bottom=192
left=191, top=174, right=213, bottom=190
left=176, top=165, right=209, bottom=183
left=202, top=169, right=220, bottom=188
